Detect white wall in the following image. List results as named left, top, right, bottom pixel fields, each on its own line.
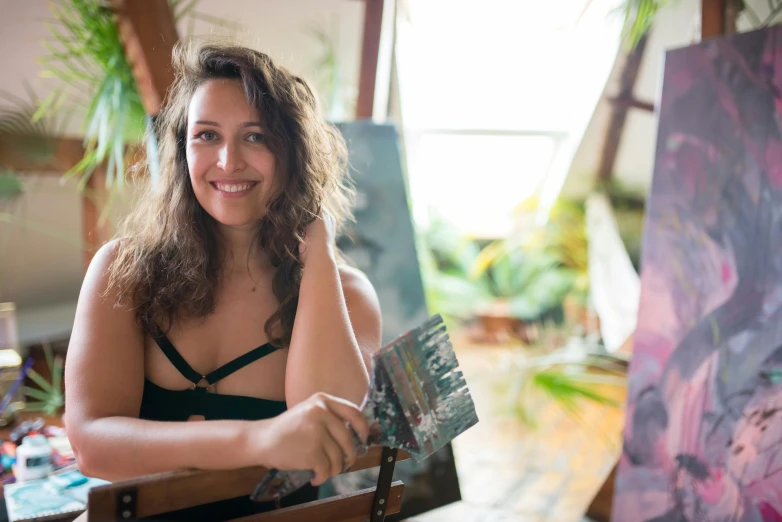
left=0, top=0, right=365, bottom=344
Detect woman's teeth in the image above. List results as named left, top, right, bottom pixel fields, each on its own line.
left=214, top=182, right=254, bottom=193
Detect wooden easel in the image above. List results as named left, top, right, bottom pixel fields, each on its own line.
left=584, top=1, right=735, bottom=520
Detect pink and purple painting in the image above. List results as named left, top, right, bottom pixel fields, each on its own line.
left=612, top=26, right=782, bottom=521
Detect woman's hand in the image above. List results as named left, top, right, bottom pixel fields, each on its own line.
left=299, top=211, right=336, bottom=265
left=249, top=392, right=370, bottom=486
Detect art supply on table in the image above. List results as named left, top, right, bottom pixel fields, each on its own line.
left=48, top=466, right=88, bottom=489
left=251, top=314, right=479, bottom=502
left=14, top=434, right=52, bottom=482
left=4, top=473, right=109, bottom=522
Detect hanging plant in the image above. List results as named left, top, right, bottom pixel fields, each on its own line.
left=36, top=0, right=146, bottom=192
left=34, top=0, right=241, bottom=196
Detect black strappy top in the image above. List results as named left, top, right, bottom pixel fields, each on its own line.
left=139, top=330, right=287, bottom=421
left=137, top=331, right=319, bottom=521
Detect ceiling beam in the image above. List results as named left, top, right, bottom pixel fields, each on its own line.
left=112, top=0, right=179, bottom=116
left=595, top=34, right=649, bottom=182
left=0, top=135, right=85, bottom=174
left=0, top=134, right=143, bottom=177
left=356, top=0, right=385, bottom=120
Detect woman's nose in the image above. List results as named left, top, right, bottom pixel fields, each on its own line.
left=216, top=141, right=246, bottom=173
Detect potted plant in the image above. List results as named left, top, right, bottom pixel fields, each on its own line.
left=465, top=197, right=591, bottom=342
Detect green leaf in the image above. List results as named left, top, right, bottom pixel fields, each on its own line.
left=52, top=356, right=63, bottom=396
left=43, top=343, right=55, bottom=378
left=26, top=369, right=54, bottom=393
left=22, top=402, right=52, bottom=412
left=532, top=370, right=619, bottom=407
left=23, top=386, right=55, bottom=402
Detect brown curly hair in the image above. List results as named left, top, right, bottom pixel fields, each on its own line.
left=107, top=38, right=354, bottom=348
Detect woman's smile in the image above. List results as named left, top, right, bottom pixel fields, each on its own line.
left=210, top=180, right=261, bottom=197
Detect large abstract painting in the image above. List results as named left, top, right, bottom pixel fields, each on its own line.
left=612, top=26, right=782, bottom=521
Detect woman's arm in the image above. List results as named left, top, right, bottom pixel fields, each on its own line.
left=65, top=241, right=369, bottom=483
left=65, top=242, right=259, bottom=480
left=286, top=214, right=379, bottom=407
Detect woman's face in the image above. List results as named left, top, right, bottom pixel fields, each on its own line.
left=186, top=78, right=278, bottom=229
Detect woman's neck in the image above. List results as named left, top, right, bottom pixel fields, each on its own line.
left=218, top=223, right=271, bottom=278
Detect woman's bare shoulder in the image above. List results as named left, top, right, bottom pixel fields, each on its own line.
left=337, top=265, right=376, bottom=295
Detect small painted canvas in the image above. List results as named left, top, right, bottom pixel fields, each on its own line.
left=328, top=122, right=463, bottom=519
left=4, top=474, right=108, bottom=522
left=612, top=26, right=782, bottom=521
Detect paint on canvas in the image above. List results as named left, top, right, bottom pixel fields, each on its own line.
left=612, top=26, right=782, bottom=521
left=326, top=122, right=463, bottom=519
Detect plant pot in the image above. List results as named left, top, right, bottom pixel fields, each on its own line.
left=470, top=300, right=525, bottom=344
left=563, top=294, right=600, bottom=336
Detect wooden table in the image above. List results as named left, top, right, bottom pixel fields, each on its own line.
left=0, top=412, right=63, bottom=440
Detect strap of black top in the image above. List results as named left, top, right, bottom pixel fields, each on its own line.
left=151, top=331, right=203, bottom=386
left=205, top=343, right=277, bottom=385
left=151, top=331, right=278, bottom=387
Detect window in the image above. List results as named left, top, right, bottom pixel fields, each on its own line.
left=396, top=0, right=625, bottom=237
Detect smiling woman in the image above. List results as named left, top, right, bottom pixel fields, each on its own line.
left=63, top=39, right=379, bottom=521
left=186, top=79, right=277, bottom=226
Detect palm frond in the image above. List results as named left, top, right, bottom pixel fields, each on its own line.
left=0, top=83, right=63, bottom=166
left=616, top=0, right=674, bottom=49
left=22, top=344, right=65, bottom=416
left=532, top=370, right=620, bottom=407
left=36, top=0, right=146, bottom=194
left=22, top=386, right=55, bottom=402
left=26, top=369, right=55, bottom=394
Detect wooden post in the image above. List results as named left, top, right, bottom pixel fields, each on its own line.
left=82, top=168, right=111, bottom=270
left=596, top=34, right=649, bottom=183
left=78, top=0, right=180, bottom=269
left=701, top=0, right=728, bottom=39
left=112, top=0, right=179, bottom=116
left=356, top=0, right=385, bottom=120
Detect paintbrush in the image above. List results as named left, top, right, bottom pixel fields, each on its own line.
left=250, top=314, right=478, bottom=502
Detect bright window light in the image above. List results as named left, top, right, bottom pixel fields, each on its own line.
left=396, top=0, right=625, bottom=237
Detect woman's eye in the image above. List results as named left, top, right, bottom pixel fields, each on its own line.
left=247, top=133, right=265, bottom=143
left=194, top=130, right=217, bottom=141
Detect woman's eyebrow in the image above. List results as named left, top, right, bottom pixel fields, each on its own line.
left=192, top=121, right=262, bottom=128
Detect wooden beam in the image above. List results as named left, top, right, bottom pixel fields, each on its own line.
left=701, top=0, right=727, bottom=39
left=607, top=96, right=655, bottom=113
left=0, top=135, right=85, bottom=174
left=82, top=168, right=112, bottom=270
left=112, top=0, right=179, bottom=116
left=0, top=135, right=142, bottom=175
left=356, top=0, right=385, bottom=119
left=596, top=34, right=649, bottom=182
